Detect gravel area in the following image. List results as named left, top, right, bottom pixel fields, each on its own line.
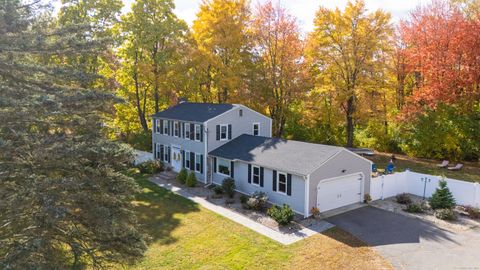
left=370, top=195, right=480, bottom=232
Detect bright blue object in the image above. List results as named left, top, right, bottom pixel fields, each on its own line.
left=386, top=163, right=394, bottom=174
left=372, top=163, right=377, bottom=172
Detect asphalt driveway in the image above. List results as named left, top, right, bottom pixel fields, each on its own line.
left=327, top=206, right=480, bottom=270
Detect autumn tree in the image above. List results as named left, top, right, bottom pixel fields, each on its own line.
left=0, top=0, right=147, bottom=268
left=307, top=0, right=392, bottom=147
left=251, top=1, right=308, bottom=137
left=192, top=0, right=252, bottom=103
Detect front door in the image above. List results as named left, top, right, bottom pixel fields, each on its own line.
left=171, top=146, right=182, bottom=172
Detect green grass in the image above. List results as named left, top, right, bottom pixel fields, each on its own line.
left=368, top=152, right=480, bottom=183
left=126, top=174, right=391, bottom=270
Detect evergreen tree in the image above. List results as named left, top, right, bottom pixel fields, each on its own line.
left=0, top=1, right=147, bottom=268
left=430, top=180, right=456, bottom=210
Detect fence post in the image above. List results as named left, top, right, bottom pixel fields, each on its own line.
left=381, top=175, right=385, bottom=200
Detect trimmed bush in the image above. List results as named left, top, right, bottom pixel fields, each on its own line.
left=186, top=171, right=197, bottom=187
left=246, top=191, right=268, bottom=210
left=461, top=206, right=480, bottom=219
left=137, top=160, right=163, bottom=174
left=430, top=180, right=456, bottom=210
left=222, top=178, right=236, bottom=198
left=405, top=203, right=424, bottom=213
left=213, top=185, right=224, bottom=195
left=267, top=204, right=295, bottom=225
left=240, top=195, right=249, bottom=204
left=176, top=168, right=188, bottom=184
left=396, top=193, right=412, bottom=205
left=434, top=208, right=455, bottom=220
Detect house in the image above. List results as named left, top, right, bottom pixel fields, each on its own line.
left=152, top=102, right=372, bottom=217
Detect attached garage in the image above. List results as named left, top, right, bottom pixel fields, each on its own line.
left=316, top=173, right=364, bottom=212
left=209, top=134, right=373, bottom=218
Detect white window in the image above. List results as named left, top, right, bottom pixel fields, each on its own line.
left=252, top=166, right=260, bottom=185
left=163, top=120, right=168, bottom=134
left=185, top=124, right=190, bottom=139
left=155, top=144, right=161, bottom=159
left=220, top=124, right=228, bottom=140
left=195, top=153, right=201, bottom=172
left=155, top=119, right=161, bottom=133
left=195, top=124, right=201, bottom=141
left=185, top=151, right=190, bottom=169
left=164, top=146, right=169, bottom=162
left=217, top=158, right=231, bottom=176
left=253, top=123, right=259, bottom=136
left=277, top=172, right=287, bottom=194
left=174, top=122, right=179, bottom=137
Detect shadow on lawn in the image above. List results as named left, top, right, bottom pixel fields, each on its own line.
left=133, top=176, right=200, bottom=245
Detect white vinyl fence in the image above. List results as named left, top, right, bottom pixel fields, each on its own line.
left=370, top=170, right=480, bottom=207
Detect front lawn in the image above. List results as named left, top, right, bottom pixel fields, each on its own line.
left=126, top=174, right=391, bottom=269
left=368, top=152, right=480, bottom=183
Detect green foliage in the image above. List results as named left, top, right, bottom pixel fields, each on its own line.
left=434, top=208, right=455, bottom=220
left=398, top=104, right=480, bottom=160
left=186, top=171, right=197, bottom=187
left=138, top=160, right=163, bottom=174
left=267, top=204, right=295, bottom=226
left=222, top=178, right=236, bottom=198
left=213, top=185, right=224, bottom=195
left=240, top=194, right=249, bottom=204
left=176, top=168, right=188, bottom=184
left=0, top=1, right=147, bottom=268
left=430, top=180, right=456, bottom=210
left=396, top=193, right=412, bottom=205
left=405, top=203, right=424, bottom=213
left=245, top=191, right=268, bottom=210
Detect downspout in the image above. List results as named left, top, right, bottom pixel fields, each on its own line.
left=304, top=174, right=310, bottom=218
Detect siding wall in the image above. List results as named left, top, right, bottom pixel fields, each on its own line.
left=308, top=150, right=372, bottom=215
left=212, top=160, right=305, bottom=214
left=206, top=105, right=271, bottom=152
left=152, top=118, right=206, bottom=181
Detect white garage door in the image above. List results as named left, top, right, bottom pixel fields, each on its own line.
left=316, top=173, right=363, bottom=212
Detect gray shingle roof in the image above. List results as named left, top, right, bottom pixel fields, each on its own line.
left=152, top=102, right=235, bottom=122
left=209, top=134, right=345, bottom=176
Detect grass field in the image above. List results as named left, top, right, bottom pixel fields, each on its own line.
left=368, top=152, right=480, bottom=183
left=126, top=174, right=391, bottom=270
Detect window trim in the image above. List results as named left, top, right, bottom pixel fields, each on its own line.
left=251, top=165, right=260, bottom=186
left=174, top=121, right=179, bottom=137
left=195, top=153, right=202, bottom=173
left=185, top=150, right=190, bottom=169
left=216, top=158, right=231, bottom=177
left=155, top=119, right=161, bottom=134
left=163, top=120, right=168, bottom=134
left=219, top=124, right=228, bottom=141
left=195, top=124, right=201, bottom=142
left=277, top=172, right=287, bottom=195
left=253, top=123, right=260, bottom=136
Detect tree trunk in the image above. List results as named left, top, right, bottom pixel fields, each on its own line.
left=346, top=96, right=355, bottom=147
left=133, top=50, right=149, bottom=132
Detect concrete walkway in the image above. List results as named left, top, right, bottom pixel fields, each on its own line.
left=150, top=174, right=334, bottom=245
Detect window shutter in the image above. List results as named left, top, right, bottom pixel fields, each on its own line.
left=181, top=150, right=185, bottom=167
left=272, top=170, right=277, bottom=191
left=287, top=174, right=292, bottom=196
left=190, top=152, right=195, bottom=170
left=153, top=143, right=157, bottom=159
left=167, top=146, right=171, bottom=163
left=200, top=155, right=204, bottom=174
left=230, top=161, right=234, bottom=178
left=153, top=120, right=156, bottom=134
left=160, top=145, right=164, bottom=162
left=248, top=164, right=251, bottom=183
left=200, top=125, right=203, bottom=142
left=160, top=120, right=164, bottom=135
left=228, top=124, right=232, bottom=139
left=182, top=122, right=185, bottom=138
left=213, top=157, right=217, bottom=173
left=190, top=123, right=195, bottom=140
left=260, top=167, right=264, bottom=187
left=216, top=125, right=220, bottom=140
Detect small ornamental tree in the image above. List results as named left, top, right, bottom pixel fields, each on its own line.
left=177, top=168, right=188, bottom=184
left=222, top=178, right=236, bottom=198
left=430, top=180, right=456, bottom=210
left=186, top=171, right=197, bottom=187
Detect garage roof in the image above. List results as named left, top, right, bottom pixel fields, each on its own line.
left=209, top=134, right=346, bottom=176
left=151, top=102, right=235, bottom=122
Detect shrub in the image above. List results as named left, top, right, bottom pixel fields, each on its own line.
left=396, top=193, right=412, bottom=205
left=137, top=160, right=163, bottom=174
left=405, top=203, right=424, bottom=213
left=364, top=194, right=372, bottom=203
left=461, top=206, right=480, bottom=219
left=176, top=168, right=188, bottom=184
left=240, top=194, right=249, bottom=204
left=213, top=185, right=224, bottom=195
left=311, top=207, right=320, bottom=217
left=434, top=208, right=455, bottom=220
left=246, top=191, right=268, bottom=210
left=267, top=204, right=295, bottom=225
left=186, top=171, right=197, bottom=187
left=222, top=178, right=236, bottom=198
left=430, top=180, right=456, bottom=210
